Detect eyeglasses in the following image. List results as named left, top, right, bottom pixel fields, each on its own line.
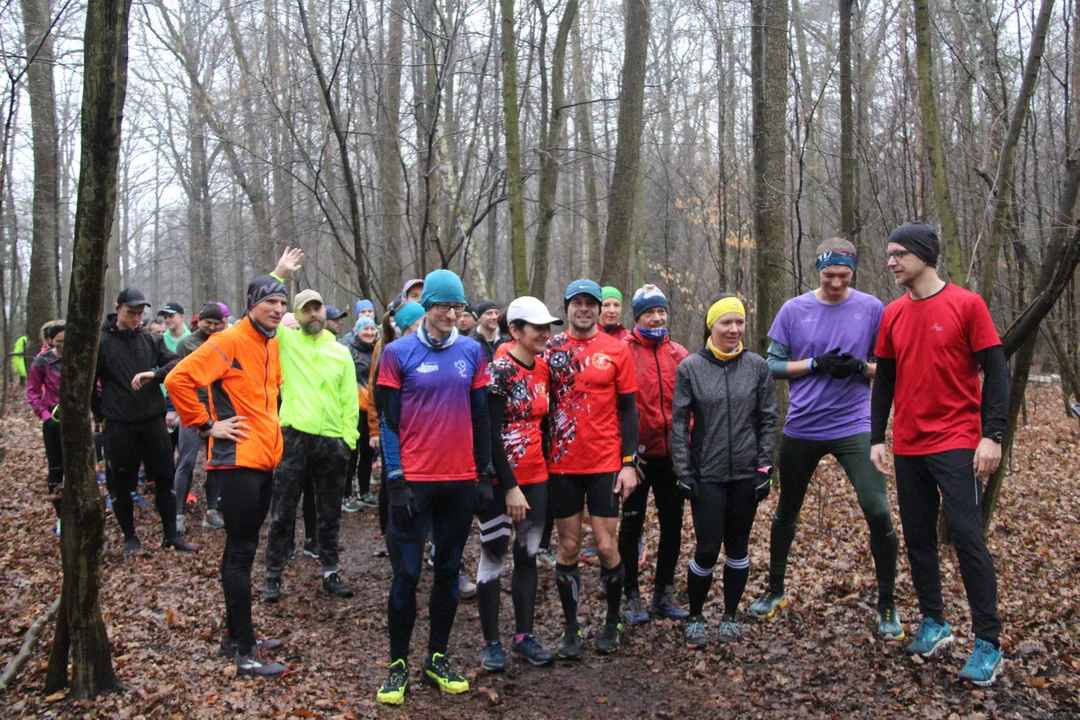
left=886, top=250, right=911, bottom=261
left=432, top=302, right=467, bottom=314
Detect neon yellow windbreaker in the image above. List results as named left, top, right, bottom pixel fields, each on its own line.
left=276, top=326, right=360, bottom=449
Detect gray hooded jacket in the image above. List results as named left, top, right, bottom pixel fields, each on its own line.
left=671, top=347, right=778, bottom=483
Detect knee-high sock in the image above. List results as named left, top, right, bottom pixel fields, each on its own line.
left=687, top=558, right=715, bottom=617
left=601, top=562, right=625, bottom=624
left=723, top=556, right=750, bottom=619
left=556, top=563, right=581, bottom=631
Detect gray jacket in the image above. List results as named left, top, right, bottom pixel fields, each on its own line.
left=671, top=347, right=778, bottom=483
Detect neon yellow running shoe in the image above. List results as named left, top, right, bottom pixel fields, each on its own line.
left=377, top=659, right=409, bottom=705
left=423, top=652, right=469, bottom=694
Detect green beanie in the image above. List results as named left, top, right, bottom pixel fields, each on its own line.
left=601, top=286, right=623, bottom=303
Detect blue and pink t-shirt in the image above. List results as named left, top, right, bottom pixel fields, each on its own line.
left=768, top=289, right=883, bottom=441
left=377, top=333, right=489, bottom=481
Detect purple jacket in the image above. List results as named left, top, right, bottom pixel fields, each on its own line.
left=26, top=349, right=61, bottom=421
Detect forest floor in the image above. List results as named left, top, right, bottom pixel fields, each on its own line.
left=0, top=385, right=1079, bottom=718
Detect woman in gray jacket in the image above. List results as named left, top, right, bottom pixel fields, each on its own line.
left=671, top=294, right=778, bottom=648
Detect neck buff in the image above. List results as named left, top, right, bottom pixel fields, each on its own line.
left=638, top=326, right=668, bottom=342
left=707, top=337, right=743, bottom=361
left=815, top=250, right=857, bottom=273
left=418, top=322, right=458, bottom=350
left=247, top=314, right=277, bottom=339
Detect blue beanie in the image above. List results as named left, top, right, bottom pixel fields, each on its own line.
left=632, top=284, right=668, bottom=319
left=354, top=299, right=374, bottom=315
left=419, top=269, right=466, bottom=309
left=394, top=302, right=426, bottom=332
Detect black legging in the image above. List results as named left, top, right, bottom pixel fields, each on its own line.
left=42, top=420, right=63, bottom=518
left=686, top=479, right=758, bottom=618
left=104, top=417, right=178, bottom=541
left=617, top=455, right=684, bottom=595
left=216, top=468, right=273, bottom=656
left=345, top=413, right=375, bottom=498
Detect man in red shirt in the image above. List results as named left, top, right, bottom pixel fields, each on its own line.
left=546, top=279, right=639, bottom=658
left=870, top=221, right=1009, bottom=686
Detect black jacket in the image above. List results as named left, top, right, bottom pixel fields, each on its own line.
left=348, top=335, right=375, bottom=391
left=95, top=315, right=179, bottom=422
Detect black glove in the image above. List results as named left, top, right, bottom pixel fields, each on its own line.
left=387, top=473, right=419, bottom=531
left=677, top=476, right=699, bottom=500
left=753, top=470, right=773, bottom=504
left=827, top=353, right=868, bottom=379
left=810, top=347, right=844, bottom=375
left=475, top=469, right=495, bottom=515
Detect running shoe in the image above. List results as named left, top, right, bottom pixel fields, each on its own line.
left=959, top=638, right=1004, bottom=686
left=624, top=592, right=649, bottom=625
left=358, top=493, right=378, bottom=508
left=558, top=628, right=583, bottom=660
left=163, top=537, right=197, bottom=553
left=219, top=635, right=283, bottom=658
left=535, top=549, right=556, bottom=569
left=638, top=540, right=647, bottom=568
left=423, top=652, right=469, bottom=694
left=106, top=495, right=113, bottom=510
left=595, top=621, right=622, bottom=655
left=96, top=471, right=106, bottom=485
left=55, top=520, right=61, bottom=537
left=235, top=645, right=289, bottom=678
left=481, top=640, right=506, bottom=672
left=175, top=514, right=186, bottom=535
left=122, top=535, right=141, bottom=556
left=651, top=588, right=690, bottom=619
left=202, top=510, right=225, bottom=529
left=877, top=605, right=905, bottom=640
left=341, top=496, right=361, bottom=513
left=373, top=539, right=388, bottom=557
left=459, top=573, right=477, bottom=599
left=748, top=590, right=788, bottom=619
left=427, top=546, right=435, bottom=567
left=321, top=572, right=354, bottom=598
left=186, top=492, right=196, bottom=504
left=512, top=633, right=554, bottom=666
left=580, top=546, right=599, bottom=564
left=684, top=616, right=708, bottom=649
left=906, top=617, right=954, bottom=657
left=377, top=659, right=409, bottom=705
left=131, top=491, right=151, bottom=508
left=302, top=539, right=318, bottom=559
left=716, top=616, right=743, bottom=644
left=262, top=577, right=283, bottom=603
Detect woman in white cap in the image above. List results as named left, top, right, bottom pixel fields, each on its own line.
left=474, top=296, right=563, bottom=672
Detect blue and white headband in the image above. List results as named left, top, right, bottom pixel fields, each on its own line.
left=815, top=250, right=857, bottom=272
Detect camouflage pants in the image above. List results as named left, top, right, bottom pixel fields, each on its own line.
left=265, top=428, right=350, bottom=576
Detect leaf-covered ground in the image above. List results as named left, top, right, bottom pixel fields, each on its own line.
left=1, top=385, right=1078, bottom=718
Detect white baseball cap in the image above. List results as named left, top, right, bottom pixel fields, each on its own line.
left=506, top=296, right=563, bottom=326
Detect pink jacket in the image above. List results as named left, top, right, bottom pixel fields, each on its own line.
left=26, top=349, right=61, bottom=421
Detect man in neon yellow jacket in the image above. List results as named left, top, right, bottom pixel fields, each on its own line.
left=12, top=335, right=28, bottom=386
left=261, top=249, right=360, bottom=601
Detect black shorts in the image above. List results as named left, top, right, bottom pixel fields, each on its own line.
left=549, top=472, right=620, bottom=519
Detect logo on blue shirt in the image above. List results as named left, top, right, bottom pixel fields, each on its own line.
left=418, top=362, right=439, bottom=373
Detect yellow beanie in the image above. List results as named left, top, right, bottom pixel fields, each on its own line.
left=706, top=296, right=746, bottom=330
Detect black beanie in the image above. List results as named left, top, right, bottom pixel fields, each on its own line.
left=889, top=221, right=940, bottom=267
left=247, top=275, right=288, bottom=309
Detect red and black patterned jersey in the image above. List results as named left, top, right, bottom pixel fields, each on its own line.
left=487, top=353, right=550, bottom=485
left=544, top=330, right=637, bottom=474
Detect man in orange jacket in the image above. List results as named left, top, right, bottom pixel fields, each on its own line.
left=165, top=274, right=289, bottom=679
left=619, top=284, right=691, bottom=625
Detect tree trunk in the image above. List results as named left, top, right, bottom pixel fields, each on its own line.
left=913, top=0, right=963, bottom=285
left=44, top=0, right=131, bottom=697
left=529, top=0, right=578, bottom=297
left=839, top=0, right=856, bottom=247
left=377, top=0, right=406, bottom=297
left=977, top=0, right=1054, bottom=305
left=601, top=0, right=650, bottom=290
left=571, top=18, right=602, bottom=278
left=22, top=0, right=60, bottom=336
left=500, top=0, right=528, bottom=295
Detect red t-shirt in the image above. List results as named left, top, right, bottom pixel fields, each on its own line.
left=487, top=353, right=550, bottom=485
left=875, top=283, right=1001, bottom=455
left=544, top=330, right=638, bottom=473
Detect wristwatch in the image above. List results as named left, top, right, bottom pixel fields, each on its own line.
left=622, top=455, right=638, bottom=468
left=198, top=419, right=215, bottom=434
left=985, top=432, right=1004, bottom=444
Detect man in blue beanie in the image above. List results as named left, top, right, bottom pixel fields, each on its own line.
left=375, top=267, right=491, bottom=704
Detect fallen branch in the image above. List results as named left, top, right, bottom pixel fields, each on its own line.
left=0, top=597, right=61, bottom=691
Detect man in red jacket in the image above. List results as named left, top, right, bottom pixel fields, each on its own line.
left=618, top=284, right=691, bottom=624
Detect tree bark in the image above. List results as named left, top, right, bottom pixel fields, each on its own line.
left=571, top=18, right=602, bottom=278
left=601, top=0, right=650, bottom=290
left=44, top=0, right=131, bottom=697
left=22, top=0, right=61, bottom=338
left=500, top=0, right=528, bottom=295
left=377, top=0, right=406, bottom=297
left=839, top=0, right=856, bottom=247
left=976, top=0, right=1054, bottom=305
left=913, top=0, right=964, bottom=284
left=529, top=0, right=577, bottom=298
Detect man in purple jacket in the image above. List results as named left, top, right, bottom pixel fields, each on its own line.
left=27, top=322, right=66, bottom=535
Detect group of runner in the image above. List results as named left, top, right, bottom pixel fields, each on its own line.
left=22, top=219, right=1009, bottom=695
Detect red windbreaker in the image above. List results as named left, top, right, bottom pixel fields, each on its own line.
left=626, top=327, right=688, bottom=458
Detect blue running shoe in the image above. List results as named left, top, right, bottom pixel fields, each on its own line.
left=876, top=605, right=905, bottom=640
left=623, top=592, right=649, bottom=625
left=959, top=638, right=1003, bottom=686
left=131, top=491, right=151, bottom=508
left=106, top=495, right=113, bottom=510
left=480, top=640, right=506, bottom=673
left=906, top=617, right=953, bottom=657
left=580, top=546, right=599, bottom=565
